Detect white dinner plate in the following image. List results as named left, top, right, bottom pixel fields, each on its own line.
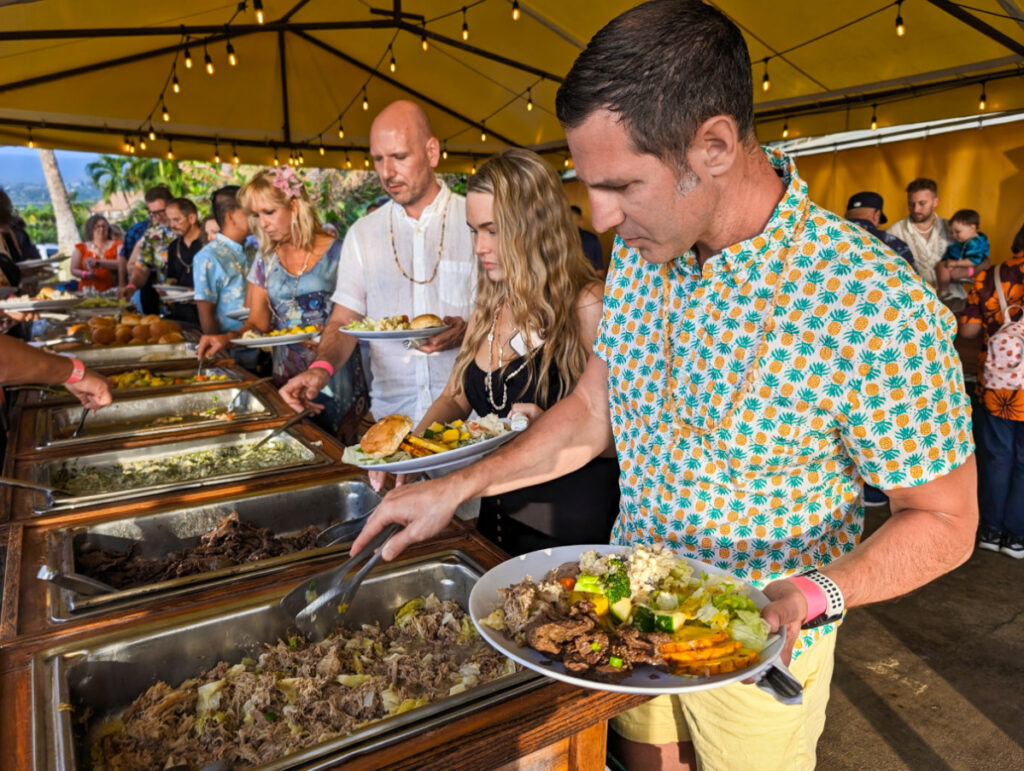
left=347, top=422, right=522, bottom=474
left=232, top=331, right=320, bottom=347
left=71, top=303, right=132, bottom=317
left=0, top=297, right=80, bottom=312
left=226, top=308, right=250, bottom=321
left=163, top=292, right=195, bottom=303
left=469, top=544, right=784, bottom=695
left=17, top=255, right=70, bottom=269
left=340, top=325, right=450, bottom=341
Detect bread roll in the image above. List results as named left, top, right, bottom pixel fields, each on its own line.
left=114, top=325, right=134, bottom=344
left=36, top=286, right=55, bottom=300
left=132, top=324, right=150, bottom=341
left=141, top=314, right=162, bottom=325
left=92, top=326, right=116, bottom=345
left=409, top=313, right=443, bottom=330
left=120, top=312, right=142, bottom=326
left=158, top=332, right=185, bottom=344
left=163, top=320, right=182, bottom=333
left=147, top=320, right=169, bottom=339
left=359, top=414, right=413, bottom=458
left=67, top=323, right=89, bottom=336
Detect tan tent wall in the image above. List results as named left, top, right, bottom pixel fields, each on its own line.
left=795, top=119, right=1024, bottom=261
left=564, top=119, right=1024, bottom=269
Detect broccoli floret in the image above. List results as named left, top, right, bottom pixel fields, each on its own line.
left=600, top=559, right=631, bottom=604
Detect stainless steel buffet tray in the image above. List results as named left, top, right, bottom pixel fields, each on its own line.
left=28, top=386, right=280, bottom=449
left=32, top=550, right=541, bottom=771
left=43, top=477, right=380, bottom=619
left=24, top=365, right=244, bottom=406
left=21, top=428, right=332, bottom=513
left=65, top=340, right=198, bottom=367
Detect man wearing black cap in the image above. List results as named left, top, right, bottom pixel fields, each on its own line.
left=845, top=191, right=915, bottom=270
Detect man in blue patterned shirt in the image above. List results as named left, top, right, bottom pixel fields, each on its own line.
left=354, top=3, right=978, bottom=768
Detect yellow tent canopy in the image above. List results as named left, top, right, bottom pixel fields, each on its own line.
left=0, top=0, right=1021, bottom=169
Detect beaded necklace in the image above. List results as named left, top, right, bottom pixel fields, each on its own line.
left=660, top=199, right=809, bottom=442
left=389, top=186, right=451, bottom=285
left=485, top=302, right=529, bottom=411
left=268, top=247, right=313, bottom=326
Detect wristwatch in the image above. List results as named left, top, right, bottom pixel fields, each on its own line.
left=798, top=569, right=845, bottom=629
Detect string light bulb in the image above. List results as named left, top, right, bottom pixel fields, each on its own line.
left=442, top=142, right=448, bottom=160
left=226, top=40, right=237, bottom=67
left=338, top=122, right=345, bottom=139
left=761, top=58, right=771, bottom=92
left=253, top=0, right=264, bottom=25
left=214, top=142, right=221, bottom=163
left=204, top=45, right=214, bottom=75
left=526, top=88, right=533, bottom=111
left=140, top=137, right=147, bottom=150
left=161, top=103, right=170, bottom=122
left=461, top=7, right=469, bottom=40
left=362, top=87, right=369, bottom=111
left=172, top=72, right=180, bottom=94
left=166, top=140, right=174, bottom=160
left=470, top=157, right=476, bottom=174
left=319, top=142, right=325, bottom=156
left=27, top=127, right=34, bottom=149
left=782, top=120, right=789, bottom=139
left=978, top=83, right=987, bottom=111
left=389, top=47, right=397, bottom=73
left=421, top=26, right=429, bottom=51
left=512, top=0, right=520, bottom=21
left=184, top=43, right=193, bottom=69
left=870, top=104, right=878, bottom=130
left=480, top=122, right=487, bottom=142
left=345, top=152, right=353, bottom=169
left=123, top=136, right=131, bottom=153
left=232, top=143, right=239, bottom=164
left=129, top=138, right=136, bottom=154
left=273, top=149, right=279, bottom=166
left=149, top=128, right=157, bottom=141
left=895, top=0, right=905, bottom=37
left=364, top=153, right=370, bottom=168
left=563, top=156, right=571, bottom=168
left=299, top=150, right=305, bottom=165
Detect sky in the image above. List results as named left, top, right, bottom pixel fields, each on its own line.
left=0, top=145, right=103, bottom=186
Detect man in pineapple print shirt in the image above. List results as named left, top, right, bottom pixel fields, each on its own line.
left=353, top=2, right=978, bottom=768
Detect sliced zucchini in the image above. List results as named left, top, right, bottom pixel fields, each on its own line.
left=610, top=597, right=633, bottom=623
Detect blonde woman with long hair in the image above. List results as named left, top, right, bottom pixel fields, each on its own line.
left=378, top=148, right=619, bottom=554
left=197, top=167, right=367, bottom=443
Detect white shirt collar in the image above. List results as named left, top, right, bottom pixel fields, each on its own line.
left=390, top=179, right=451, bottom=225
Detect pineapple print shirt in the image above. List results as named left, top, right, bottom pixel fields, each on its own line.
left=595, top=147, right=973, bottom=655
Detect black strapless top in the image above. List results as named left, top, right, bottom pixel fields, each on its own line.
left=464, top=352, right=563, bottom=418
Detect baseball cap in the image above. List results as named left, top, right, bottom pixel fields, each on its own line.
left=845, top=191, right=887, bottom=224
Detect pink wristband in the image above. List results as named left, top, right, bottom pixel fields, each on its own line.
left=967, top=266, right=974, bottom=277
left=64, top=357, right=86, bottom=385
left=309, top=360, right=335, bottom=378
left=786, top=575, right=827, bottom=624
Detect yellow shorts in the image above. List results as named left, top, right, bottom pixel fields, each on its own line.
left=610, top=631, right=837, bottom=771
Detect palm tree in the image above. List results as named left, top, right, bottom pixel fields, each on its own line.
left=38, top=148, right=79, bottom=264
left=86, top=155, right=130, bottom=201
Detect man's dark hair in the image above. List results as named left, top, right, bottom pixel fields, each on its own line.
left=950, top=208, right=980, bottom=228
left=144, top=185, right=174, bottom=203
left=211, top=185, right=241, bottom=228
left=167, top=197, right=198, bottom=219
left=570, top=204, right=583, bottom=216
left=905, top=178, right=938, bottom=195
left=555, top=0, right=755, bottom=170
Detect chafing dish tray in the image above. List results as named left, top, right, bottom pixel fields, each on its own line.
left=24, top=365, right=243, bottom=406
left=43, top=478, right=380, bottom=620
left=64, top=340, right=199, bottom=367
left=29, top=386, right=281, bottom=450
left=33, top=551, right=541, bottom=771
left=21, top=428, right=332, bottom=513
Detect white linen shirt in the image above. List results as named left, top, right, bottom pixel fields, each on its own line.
left=332, top=181, right=476, bottom=422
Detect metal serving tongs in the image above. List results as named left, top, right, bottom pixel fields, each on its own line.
left=70, top=407, right=89, bottom=439
left=225, top=376, right=273, bottom=411
left=752, top=631, right=804, bottom=705
left=314, top=502, right=380, bottom=548
left=245, top=408, right=312, bottom=455
left=36, top=565, right=117, bottom=596
left=281, top=522, right=401, bottom=640
left=0, top=475, right=74, bottom=501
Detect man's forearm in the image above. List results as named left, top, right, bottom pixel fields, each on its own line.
left=823, top=456, right=978, bottom=608
left=130, top=265, right=149, bottom=287
left=196, top=301, right=220, bottom=334
left=315, top=324, right=359, bottom=370
left=0, top=336, right=74, bottom=385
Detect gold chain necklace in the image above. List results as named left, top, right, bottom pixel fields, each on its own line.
left=389, top=187, right=450, bottom=285
left=485, top=302, right=529, bottom=412
left=270, top=247, right=313, bottom=325
left=661, top=199, right=809, bottom=441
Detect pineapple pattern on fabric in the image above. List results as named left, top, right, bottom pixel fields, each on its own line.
left=595, top=147, right=974, bottom=657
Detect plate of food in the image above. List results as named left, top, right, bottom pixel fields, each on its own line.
left=17, top=254, right=70, bottom=269
left=0, top=287, right=80, bottom=312
left=468, top=543, right=790, bottom=696
left=232, top=325, right=321, bottom=347
left=341, top=313, right=449, bottom=341
left=341, top=413, right=524, bottom=473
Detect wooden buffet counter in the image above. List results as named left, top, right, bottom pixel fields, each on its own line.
left=0, top=370, right=647, bottom=770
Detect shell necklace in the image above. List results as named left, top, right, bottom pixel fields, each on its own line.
left=485, top=302, right=529, bottom=412
left=389, top=186, right=451, bottom=285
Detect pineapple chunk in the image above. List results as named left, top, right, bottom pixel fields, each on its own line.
left=441, top=428, right=460, bottom=443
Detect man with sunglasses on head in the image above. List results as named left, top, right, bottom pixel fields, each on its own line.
left=121, top=185, right=174, bottom=313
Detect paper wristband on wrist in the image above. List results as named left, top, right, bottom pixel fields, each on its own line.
left=309, top=360, right=335, bottom=378
left=64, top=357, right=86, bottom=385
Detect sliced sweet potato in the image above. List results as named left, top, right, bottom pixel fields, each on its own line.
left=660, top=630, right=730, bottom=653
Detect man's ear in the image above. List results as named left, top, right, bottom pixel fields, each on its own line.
left=425, top=136, right=441, bottom=168
left=689, top=115, right=741, bottom=178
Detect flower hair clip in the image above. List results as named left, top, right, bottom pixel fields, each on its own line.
left=272, top=166, right=305, bottom=199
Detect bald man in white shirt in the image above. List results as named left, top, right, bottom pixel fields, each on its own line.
left=280, top=101, right=476, bottom=423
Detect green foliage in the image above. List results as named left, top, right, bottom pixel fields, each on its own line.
left=20, top=194, right=92, bottom=244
